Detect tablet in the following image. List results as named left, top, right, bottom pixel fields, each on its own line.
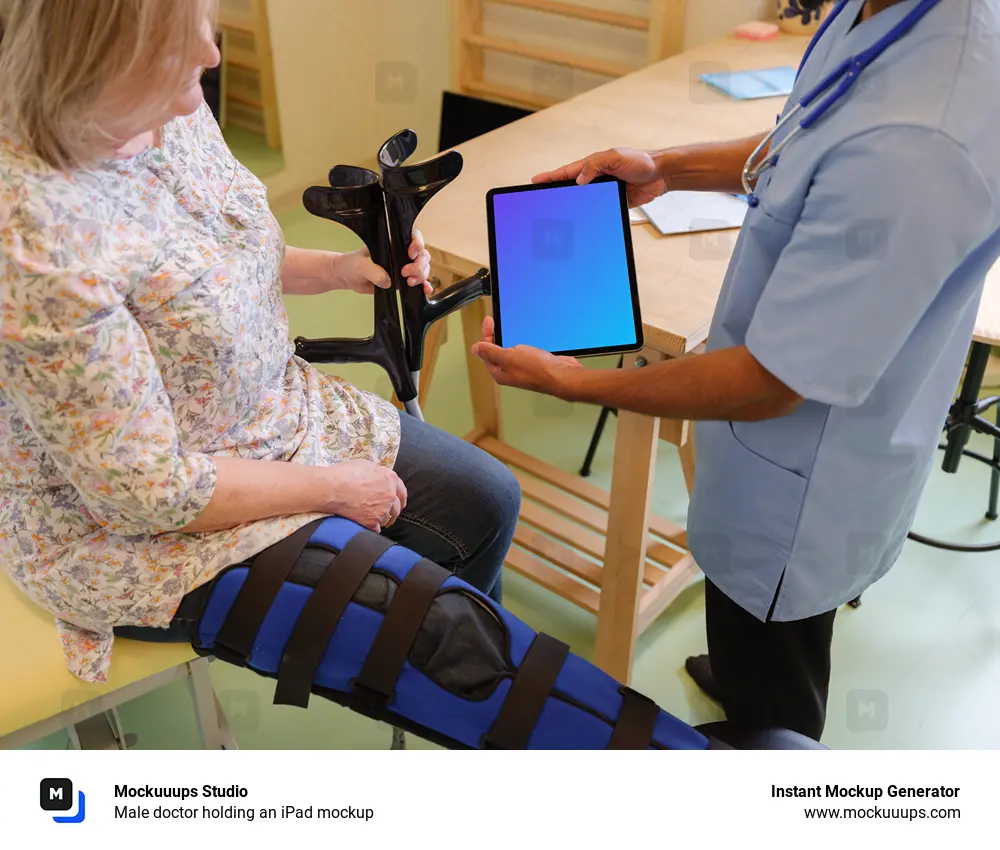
left=486, top=176, right=643, bottom=358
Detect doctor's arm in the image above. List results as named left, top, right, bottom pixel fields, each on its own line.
left=473, top=326, right=802, bottom=422
left=475, top=127, right=993, bottom=421
left=532, top=133, right=769, bottom=203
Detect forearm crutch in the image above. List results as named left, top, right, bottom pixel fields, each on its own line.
left=296, top=129, right=490, bottom=422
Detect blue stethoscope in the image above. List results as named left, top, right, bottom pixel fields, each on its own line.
left=742, top=0, right=942, bottom=207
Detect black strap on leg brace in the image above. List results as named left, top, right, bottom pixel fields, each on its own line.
left=483, top=632, right=569, bottom=749
left=214, top=519, right=326, bottom=663
left=350, top=558, right=451, bottom=712
left=607, top=687, right=659, bottom=750
left=274, top=531, right=395, bottom=708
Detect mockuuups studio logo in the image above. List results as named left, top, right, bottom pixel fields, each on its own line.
left=847, top=690, right=889, bottom=733
left=845, top=219, right=890, bottom=261
left=532, top=219, right=574, bottom=261
left=40, top=778, right=86, bottom=823
left=375, top=62, right=418, bottom=104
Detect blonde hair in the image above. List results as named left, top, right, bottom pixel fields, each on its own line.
left=0, top=0, right=215, bottom=169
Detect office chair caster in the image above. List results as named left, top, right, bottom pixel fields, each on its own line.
left=907, top=342, right=1000, bottom=553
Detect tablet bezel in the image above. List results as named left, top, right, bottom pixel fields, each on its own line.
left=486, top=175, right=644, bottom=359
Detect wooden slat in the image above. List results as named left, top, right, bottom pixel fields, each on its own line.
left=224, top=56, right=260, bottom=72
left=463, top=33, right=635, bottom=78
left=226, top=91, right=263, bottom=109
left=489, top=0, right=648, bottom=31
left=638, top=553, right=700, bottom=633
left=512, top=470, right=607, bottom=535
left=463, top=79, right=559, bottom=111
left=513, top=469, right=687, bottom=562
left=458, top=0, right=484, bottom=90
left=647, top=540, right=684, bottom=568
left=513, top=526, right=603, bottom=587
left=647, top=0, right=688, bottom=62
left=217, top=16, right=255, bottom=34
left=518, top=501, right=672, bottom=582
left=478, top=436, right=686, bottom=542
left=481, top=436, right=611, bottom=506
left=520, top=500, right=603, bottom=560
left=464, top=427, right=489, bottom=445
left=505, top=548, right=600, bottom=613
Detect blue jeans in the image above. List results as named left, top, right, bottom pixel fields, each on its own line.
left=115, top=412, right=520, bottom=643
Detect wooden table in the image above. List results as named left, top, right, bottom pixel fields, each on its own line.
left=418, top=34, right=1000, bottom=683
left=976, top=264, right=1000, bottom=350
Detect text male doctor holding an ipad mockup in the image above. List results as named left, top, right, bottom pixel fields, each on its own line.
left=471, top=0, right=1000, bottom=744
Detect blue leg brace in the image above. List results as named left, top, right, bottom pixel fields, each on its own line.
left=191, top=517, right=711, bottom=750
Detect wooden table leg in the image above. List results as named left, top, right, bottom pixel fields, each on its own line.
left=461, top=293, right=503, bottom=442
left=679, top=422, right=696, bottom=496
left=594, top=356, right=661, bottom=683
left=411, top=271, right=456, bottom=410
left=416, top=318, right=448, bottom=410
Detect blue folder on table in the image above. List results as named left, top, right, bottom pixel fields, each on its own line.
left=700, top=67, right=797, bottom=100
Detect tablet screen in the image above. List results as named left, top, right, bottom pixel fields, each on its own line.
left=488, top=178, right=642, bottom=356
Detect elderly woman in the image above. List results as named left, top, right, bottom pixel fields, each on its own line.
left=0, top=0, right=519, bottom=684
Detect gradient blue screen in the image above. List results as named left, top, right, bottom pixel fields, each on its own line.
left=492, top=181, right=638, bottom=353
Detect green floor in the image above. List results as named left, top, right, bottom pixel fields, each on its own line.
left=222, top=125, right=285, bottom=180
left=24, top=174, right=1000, bottom=752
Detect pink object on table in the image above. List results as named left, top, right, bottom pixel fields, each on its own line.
left=734, top=21, right=780, bottom=40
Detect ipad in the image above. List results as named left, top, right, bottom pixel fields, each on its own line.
left=486, top=176, right=643, bottom=357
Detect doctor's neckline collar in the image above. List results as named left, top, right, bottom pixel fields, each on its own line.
left=831, top=0, right=926, bottom=61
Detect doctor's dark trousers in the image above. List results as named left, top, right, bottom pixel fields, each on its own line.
left=703, top=579, right=838, bottom=742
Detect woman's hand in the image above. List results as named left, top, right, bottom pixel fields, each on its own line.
left=532, top=148, right=668, bottom=207
left=319, top=459, right=408, bottom=533
left=335, top=228, right=433, bottom=296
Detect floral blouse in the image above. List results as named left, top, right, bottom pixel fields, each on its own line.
left=0, top=102, right=401, bottom=683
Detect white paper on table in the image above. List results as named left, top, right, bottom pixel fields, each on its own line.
left=640, top=191, right=748, bottom=236
left=629, top=206, right=648, bottom=225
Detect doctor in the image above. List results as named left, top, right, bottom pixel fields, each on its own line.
left=473, top=0, right=1000, bottom=742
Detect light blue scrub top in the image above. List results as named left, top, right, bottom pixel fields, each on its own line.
left=688, top=0, right=1000, bottom=622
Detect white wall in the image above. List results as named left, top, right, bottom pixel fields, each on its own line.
left=263, top=0, right=774, bottom=210
left=264, top=0, right=452, bottom=210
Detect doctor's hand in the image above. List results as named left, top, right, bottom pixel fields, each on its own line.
left=532, top=148, right=668, bottom=208
left=335, top=228, right=433, bottom=296
left=472, top=316, right=585, bottom=396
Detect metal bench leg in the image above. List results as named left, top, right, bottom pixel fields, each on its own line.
left=988, top=405, right=999, bottom=522
left=187, top=658, right=239, bottom=750
left=579, top=356, right=623, bottom=477
left=580, top=406, right=614, bottom=478
left=391, top=726, right=407, bottom=750
left=66, top=707, right=135, bottom=750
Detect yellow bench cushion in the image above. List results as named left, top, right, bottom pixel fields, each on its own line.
left=0, top=575, right=199, bottom=740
